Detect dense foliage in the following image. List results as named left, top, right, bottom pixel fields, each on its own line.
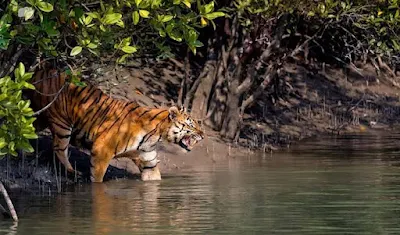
left=0, top=63, right=36, bottom=156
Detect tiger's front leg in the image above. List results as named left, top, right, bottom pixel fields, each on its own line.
left=90, top=146, right=115, bottom=183
left=134, top=151, right=161, bottom=181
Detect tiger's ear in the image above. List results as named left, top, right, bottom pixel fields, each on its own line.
left=168, top=106, right=180, bottom=120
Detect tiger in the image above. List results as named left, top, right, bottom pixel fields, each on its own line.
left=27, top=67, right=205, bottom=182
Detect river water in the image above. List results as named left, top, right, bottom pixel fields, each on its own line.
left=2, top=132, right=400, bottom=234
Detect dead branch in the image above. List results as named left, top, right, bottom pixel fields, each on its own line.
left=377, top=55, right=396, bottom=78
left=0, top=46, right=25, bottom=78
left=241, top=64, right=276, bottom=110
left=178, top=49, right=190, bottom=107
left=0, top=181, right=18, bottom=222
left=236, top=39, right=279, bottom=95
left=168, top=58, right=184, bottom=69
left=32, top=82, right=68, bottom=117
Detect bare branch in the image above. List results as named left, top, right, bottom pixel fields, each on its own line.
left=0, top=181, right=18, bottom=222
left=236, top=39, right=279, bottom=95
left=377, top=55, right=396, bottom=77
left=178, top=49, right=190, bottom=107
left=236, top=72, right=253, bottom=95
left=32, top=82, right=68, bottom=117
left=168, top=57, right=184, bottom=69
left=241, top=64, right=275, bottom=110
left=0, top=46, right=25, bottom=78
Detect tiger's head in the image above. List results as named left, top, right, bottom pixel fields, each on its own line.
left=166, top=106, right=205, bottom=152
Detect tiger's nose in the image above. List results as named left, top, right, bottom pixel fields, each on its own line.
left=199, top=130, right=205, bottom=140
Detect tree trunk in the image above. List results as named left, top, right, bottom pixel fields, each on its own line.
left=177, top=49, right=190, bottom=107
left=219, top=84, right=241, bottom=140
left=189, top=59, right=217, bottom=119
left=204, top=42, right=232, bottom=130
left=204, top=60, right=227, bottom=130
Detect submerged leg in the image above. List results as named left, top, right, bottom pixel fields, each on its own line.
left=114, top=150, right=161, bottom=181
left=140, top=164, right=161, bottom=181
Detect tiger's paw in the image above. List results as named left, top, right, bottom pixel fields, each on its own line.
left=141, top=167, right=161, bottom=181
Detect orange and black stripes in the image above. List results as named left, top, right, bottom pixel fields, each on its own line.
left=29, top=67, right=204, bottom=182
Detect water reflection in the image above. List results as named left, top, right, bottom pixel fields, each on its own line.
left=1, top=132, right=400, bottom=234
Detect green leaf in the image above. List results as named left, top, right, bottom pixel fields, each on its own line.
left=26, top=0, right=35, bottom=6
left=37, top=2, right=54, bottom=12
left=88, top=49, right=99, bottom=56
left=0, top=94, right=7, bottom=102
left=18, top=62, right=25, bottom=78
left=203, top=1, right=214, bottom=14
left=117, top=54, right=130, bottom=64
left=159, top=29, right=166, bottom=37
left=173, top=0, right=181, bottom=4
left=22, top=133, right=38, bottom=139
left=70, top=46, right=83, bottom=56
left=84, top=15, right=93, bottom=25
left=169, top=30, right=182, bottom=42
left=38, top=11, right=43, bottom=22
left=166, top=22, right=175, bottom=34
left=87, top=43, right=98, bottom=49
left=204, top=12, right=225, bottom=20
left=121, top=45, right=137, bottom=54
left=121, top=37, right=131, bottom=46
left=9, top=150, right=18, bottom=157
left=191, top=40, right=204, bottom=47
left=22, top=72, right=33, bottom=81
left=151, top=0, right=161, bottom=8
left=139, top=10, right=150, bottom=18
left=24, top=7, right=35, bottom=21
left=22, top=81, right=35, bottom=90
left=162, top=15, right=174, bottom=22
left=16, top=140, right=34, bottom=153
left=189, top=45, right=196, bottom=55
left=116, top=19, right=125, bottom=28
left=71, top=76, right=87, bottom=87
left=9, top=141, right=15, bottom=152
left=135, top=0, right=142, bottom=7
left=307, top=11, right=315, bottom=17
left=182, top=0, right=191, bottom=8
left=86, top=12, right=100, bottom=19
left=103, top=13, right=122, bottom=25
left=132, top=11, right=140, bottom=25
left=10, top=30, right=18, bottom=37
left=187, top=29, right=198, bottom=42
left=391, top=39, right=400, bottom=51
left=0, top=138, right=6, bottom=149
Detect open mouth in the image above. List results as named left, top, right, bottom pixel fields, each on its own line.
left=179, top=135, right=193, bottom=151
